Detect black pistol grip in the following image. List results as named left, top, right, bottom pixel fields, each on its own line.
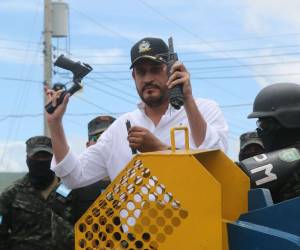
left=45, top=91, right=67, bottom=114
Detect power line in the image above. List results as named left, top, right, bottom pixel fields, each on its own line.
left=85, top=84, right=137, bottom=105
left=67, top=44, right=300, bottom=60
left=88, top=46, right=300, bottom=66
left=73, top=95, right=114, bottom=113
left=181, top=44, right=300, bottom=55
left=90, top=57, right=300, bottom=74
left=0, top=37, right=41, bottom=45
left=191, top=60, right=300, bottom=72
left=220, top=103, right=252, bottom=108
left=136, top=0, right=289, bottom=85
left=202, top=79, right=248, bottom=101
left=0, top=76, right=41, bottom=83
left=181, top=32, right=300, bottom=45
left=70, top=7, right=132, bottom=43
left=0, top=46, right=41, bottom=52
left=4, top=70, right=300, bottom=86
left=86, top=78, right=137, bottom=99
left=0, top=102, right=253, bottom=122
left=0, top=46, right=298, bottom=76
left=1, top=31, right=298, bottom=52
left=0, top=0, right=42, bottom=167
left=52, top=32, right=300, bottom=52
left=88, top=72, right=300, bottom=81
left=0, top=112, right=128, bottom=122
left=183, top=50, right=300, bottom=63
left=192, top=73, right=300, bottom=80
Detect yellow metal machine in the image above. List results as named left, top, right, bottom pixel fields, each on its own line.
left=75, top=127, right=250, bottom=250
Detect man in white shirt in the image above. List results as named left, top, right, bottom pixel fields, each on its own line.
left=45, top=37, right=228, bottom=189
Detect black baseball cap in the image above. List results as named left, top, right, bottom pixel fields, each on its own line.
left=26, top=136, right=53, bottom=157
left=88, top=116, right=116, bottom=139
left=130, top=37, right=169, bottom=69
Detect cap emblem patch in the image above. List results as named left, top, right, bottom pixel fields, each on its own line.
left=138, top=40, right=151, bottom=53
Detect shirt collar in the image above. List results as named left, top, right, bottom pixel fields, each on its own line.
left=137, top=101, right=146, bottom=111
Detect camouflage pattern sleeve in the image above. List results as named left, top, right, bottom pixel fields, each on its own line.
left=0, top=212, right=10, bottom=250
left=51, top=210, right=74, bottom=250
left=0, top=185, right=17, bottom=250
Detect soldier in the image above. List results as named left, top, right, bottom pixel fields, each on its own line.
left=86, top=115, right=116, bottom=147
left=238, top=131, right=265, bottom=161
left=239, top=83, right=300, bottom=202
left=72, top=115, right=115, bottom=223
left=0, top=136, right=73, bottom=250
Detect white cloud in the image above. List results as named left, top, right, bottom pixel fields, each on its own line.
left=244, top=0, right=300, bottom=34
left=248, top=51, right=300, bottom=87
left=0, top=40, right=42, bottom=64
left=179, top=39, right=300, bottom=89
left=68, top=48, right=128, bottom=65
left=0, top=135, right=86, bottom=173
left=0, top=140, right=26, bottom=172
left=72, top=21, right=154, bottom=42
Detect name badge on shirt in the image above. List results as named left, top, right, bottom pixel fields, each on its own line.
left=56, top=183, right=72, bottom=198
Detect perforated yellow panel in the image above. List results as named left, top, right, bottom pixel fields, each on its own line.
left=75, top=159, right=189, bottom=250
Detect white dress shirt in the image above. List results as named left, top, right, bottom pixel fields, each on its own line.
left=51, top=98, right=228, bottom=189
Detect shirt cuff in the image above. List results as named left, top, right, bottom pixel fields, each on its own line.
left=51, top=149, right=77, bottom=177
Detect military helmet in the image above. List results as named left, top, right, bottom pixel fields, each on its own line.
left=248, top=83, right=300, bottom=128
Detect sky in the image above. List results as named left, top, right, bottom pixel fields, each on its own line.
left=1, top=0, right=300, bottom=172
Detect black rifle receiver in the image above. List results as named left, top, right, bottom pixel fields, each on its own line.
left=45, top=55, right=93, bottom=114
left=167, top=37, right=184, bottom=110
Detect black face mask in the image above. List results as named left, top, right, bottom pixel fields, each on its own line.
left=257, top=126, right=300, bottom=152
left=26, top=157, right=55, bottom=190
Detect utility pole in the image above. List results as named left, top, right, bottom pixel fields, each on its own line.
left=43, top=0, right=52, bottom=137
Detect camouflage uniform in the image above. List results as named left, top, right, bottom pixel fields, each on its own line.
left=0, top=174, right=73, bottom=250
left=72, top=116, right=115, bottom=223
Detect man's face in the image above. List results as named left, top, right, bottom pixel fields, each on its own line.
left=132, top=60, right=169, bottom=107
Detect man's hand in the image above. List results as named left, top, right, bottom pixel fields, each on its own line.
left=44, top=86, right=70, bottom=164
left=166, top=61, right=193, bottom=101
left=127, top=126, right=168, bottom=152
left=44, top=86, right=70, bottom=124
